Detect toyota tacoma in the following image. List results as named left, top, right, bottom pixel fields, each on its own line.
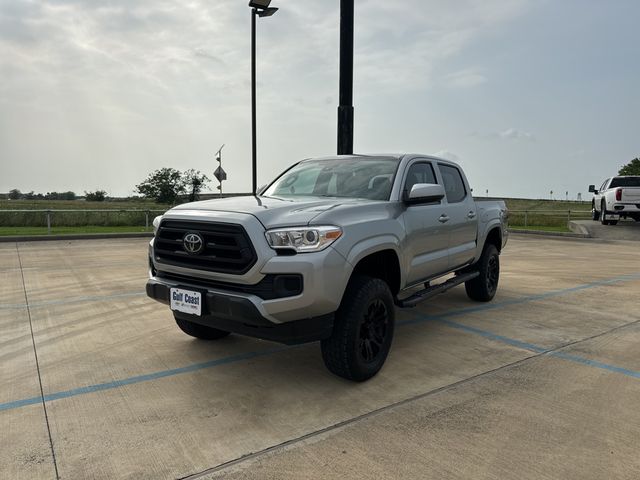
left=147, top=154, right=508, bottom=381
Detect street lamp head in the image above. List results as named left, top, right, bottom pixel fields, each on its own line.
left=257, top=7, right=278, bottom=17
left=248, top=0, right=271, bottom=8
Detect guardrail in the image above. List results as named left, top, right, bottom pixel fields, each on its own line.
left=508, top=210, right=592, bottom=227
left=0, top=209, right=167, bottom=235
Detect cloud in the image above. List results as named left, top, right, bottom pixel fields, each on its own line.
left=0, top=0, right=532, bottom=195
left=432, top=150, right=461, bottom=162
left=469, top=128, right=536, bottom=142
left=443, top=69, right=487, bottom=88
left=498, top=128, right=536, bottom=141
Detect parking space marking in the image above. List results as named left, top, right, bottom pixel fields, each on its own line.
left=1, top=273, right=639, bottom=414
left=551, top=351, right=640, bottom=379
left=0, top=346, right=295, bottom=412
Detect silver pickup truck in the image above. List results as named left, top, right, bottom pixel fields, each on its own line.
left=147, top=154, right=508, bottom=381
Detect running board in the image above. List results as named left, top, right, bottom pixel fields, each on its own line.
left=395, top=272, right=479, bottom=308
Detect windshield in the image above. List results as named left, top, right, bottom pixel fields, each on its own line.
left=610, top=177, right=640, bottom=188
left=263, top=158, right=400, bottom=201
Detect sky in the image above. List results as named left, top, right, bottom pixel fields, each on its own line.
left=1, top=0, right=638, bottom=199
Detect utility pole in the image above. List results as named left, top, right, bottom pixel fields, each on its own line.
left=337, top=0, right=354, bottom=155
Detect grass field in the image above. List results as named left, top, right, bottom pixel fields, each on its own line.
left=0, top=199, right=169, bottom=210
left=0, top=226, right=153, bottom=236
left=0, top=197, right=592, bottom=233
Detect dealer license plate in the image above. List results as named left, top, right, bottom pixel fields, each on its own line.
left=170, top=288, right=202, bottom=316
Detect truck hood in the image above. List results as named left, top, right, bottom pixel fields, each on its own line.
left=170, top=195, right=375, bottom=229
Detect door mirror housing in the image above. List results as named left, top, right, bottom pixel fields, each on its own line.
left=588, top=185, right=597, bottom=194
left=406, top=183, right=445, bottom=204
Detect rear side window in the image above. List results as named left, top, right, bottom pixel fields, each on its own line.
left=610, top=177, right=640, bottom=188
left=438, top=164, right=467, bottom=203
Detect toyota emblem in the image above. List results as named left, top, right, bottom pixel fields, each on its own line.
left=183, top=233, right=205, bottom=255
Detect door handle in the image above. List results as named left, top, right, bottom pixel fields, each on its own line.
left=467, top=211, right=477, bottom=219
left=439, top=214, right=450, bottom=223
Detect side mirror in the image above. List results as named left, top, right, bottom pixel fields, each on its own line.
left=588, top=185, right=596, bottom=193
left=406, top=183, right=445, bottom=204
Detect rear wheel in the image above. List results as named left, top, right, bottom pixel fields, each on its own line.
left=600, top=201, right=618, bottom=225
left=465, top=244, right=500, bottom=302
left=321, top=275, right=395, bottom=382
left=174, top=316, right=231, bottom=340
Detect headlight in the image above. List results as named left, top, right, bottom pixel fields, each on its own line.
left=265, top=226, right=342, bottom=253
left=152, top=216, right=163, bottom=235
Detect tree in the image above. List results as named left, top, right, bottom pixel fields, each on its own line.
left=183, top=169, right=210, bottom=202
left=618, top=158, right=640, bottom=176
left=135, top=168, right=186, bottom=204
left=85, top=190, right=107, bottom=202
left=45, top=191, right=76, bottom=200
left=8, top=189, right=22, bottom=200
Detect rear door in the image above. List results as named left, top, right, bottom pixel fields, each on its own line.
left=400, top=160, right=449, bottom=285
left=437, top=163, right=478, bottom=270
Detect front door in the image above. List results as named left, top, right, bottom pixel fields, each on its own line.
left=401, top=161, right=450, bottom=285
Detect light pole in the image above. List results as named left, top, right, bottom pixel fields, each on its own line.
left=337, top=0, right=354, bottom=155
left=249, top=0, right=278, bottom=195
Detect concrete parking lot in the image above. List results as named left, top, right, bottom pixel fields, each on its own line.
left=1, top=235, right=639, bottom=479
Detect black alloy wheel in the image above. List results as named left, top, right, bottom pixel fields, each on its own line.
left=465, top=243, right=500, bottom=302
left=358, top=299, right=390, bottom=364
left=486, top=254, right=500, bottom=297
left=321, top=275, right=395, bottom=382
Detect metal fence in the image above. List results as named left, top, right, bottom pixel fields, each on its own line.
left=0, top=208, right=595, bottom=235
left=0, top=209, right=167, bottom=234
left=508, top=210, right=592, bottom=228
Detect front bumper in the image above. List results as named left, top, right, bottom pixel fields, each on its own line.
left=146, top=278, right=333, bottom=345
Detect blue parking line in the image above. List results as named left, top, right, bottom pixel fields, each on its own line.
left=0, top=273, right=639, bottom=413
left=550, top=352, right=640, bottom=379
left=0, top=346, right=293, bottom=412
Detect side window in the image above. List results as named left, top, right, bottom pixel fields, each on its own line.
left=438, top=164, right=467, bottom=203
left=600, top=179, right=609, bottom=191
left=404, top=163, right=437, bottom=194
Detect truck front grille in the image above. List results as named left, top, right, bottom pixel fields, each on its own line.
left=154, top=220, right=257, bottom=275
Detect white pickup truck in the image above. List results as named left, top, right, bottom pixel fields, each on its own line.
left=589, top=176, right=640, bottom=225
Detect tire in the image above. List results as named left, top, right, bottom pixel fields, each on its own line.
left=465, top=244, right=500, bottom=302
left=592, top=204, right=600, bottom=221
left=174, top=316, right=231, bottom=340
left=601, top=201, right=619, bottom=226
left=321, top=275, right=395, bottom=382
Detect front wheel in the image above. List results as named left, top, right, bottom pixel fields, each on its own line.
left=174, top=316, right=231, bottom=340
left=592, top=204, right=600, bottom=221
left=321, top=275, right=395, bottom=382
left=465, top=244, right=500, bottom=302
